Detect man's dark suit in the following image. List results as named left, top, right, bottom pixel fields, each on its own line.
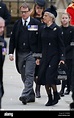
left=9, top=17, right=40, bottom=104
left=0, top=36, right=7, bottom=109
left=0, top=37, right=6, bottom=109
left=0, top=42, right=2, bottom=109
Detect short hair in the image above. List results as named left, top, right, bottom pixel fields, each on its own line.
left=20, top=2, right=31, bottom=11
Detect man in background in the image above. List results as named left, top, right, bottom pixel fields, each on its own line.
left=0, top=1, right=11, bottom=37
left=0, top=17, right=7, bottom=109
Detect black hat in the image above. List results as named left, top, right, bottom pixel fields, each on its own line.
left=44, top=5, right=57, bottom=17
left=34, top=0, right=46, bottom=7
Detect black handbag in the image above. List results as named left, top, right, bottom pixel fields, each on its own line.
left=57, top=63, right=67, bottom=80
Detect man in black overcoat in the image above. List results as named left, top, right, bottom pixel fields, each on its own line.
left=9, top=2, right=40, bottom=105
left=0, top=40, right=2, bottom=109
left=0, top=17, right=7, bottom=109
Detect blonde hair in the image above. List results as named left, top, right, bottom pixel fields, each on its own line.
left=61, top=12, right=70, bottom=19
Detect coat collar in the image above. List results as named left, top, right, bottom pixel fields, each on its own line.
left=44, top=23, right=57, bottom=29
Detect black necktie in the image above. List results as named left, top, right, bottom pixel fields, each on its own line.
left=24, top=20, right=27, bottom=26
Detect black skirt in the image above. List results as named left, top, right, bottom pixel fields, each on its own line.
left=37, top=55, right=60, bottom=86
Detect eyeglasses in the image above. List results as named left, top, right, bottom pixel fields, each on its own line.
left=20, top=11, right=29, bottom=14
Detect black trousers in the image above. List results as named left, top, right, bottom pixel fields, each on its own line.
left=34, top=65, right=39, bottom=83
left=65, top=59, right=72, bottom=91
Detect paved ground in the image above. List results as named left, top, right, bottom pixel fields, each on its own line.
left=0, top=38, right=73, bottom=112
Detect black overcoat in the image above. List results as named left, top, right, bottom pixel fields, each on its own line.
left=0, top=41, right=3, bottom=98
left=0, top=36, right=6, bottom=98
left=9, top=17, right=40, bottom=73
left=37, top=23, right=65, bottom=85
left=60, top=26, right=74, bottom=59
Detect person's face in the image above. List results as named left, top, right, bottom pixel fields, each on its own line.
left=35, top=4, right=44, bottom=16
left=20, top=7, right=31, bottom=20
left=61, top=14, right=70, bottom=26
left=43, top=12, right=52, bottom=24
left=0, top=21, right=5, bottom=36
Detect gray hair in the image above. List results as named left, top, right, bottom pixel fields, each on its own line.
left=0, top=17, right=5, bottom=23
left=46, top=12, right=55, bottom=22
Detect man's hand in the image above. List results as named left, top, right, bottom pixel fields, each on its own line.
left=9, top=54, right=14, bottom=61
left=36, top=59, right=40, bottom=65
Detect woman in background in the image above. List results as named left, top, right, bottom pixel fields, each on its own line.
left=31, top=0, right=46, bottom=98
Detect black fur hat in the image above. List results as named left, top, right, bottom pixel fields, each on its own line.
left=34, top=0, right=46, bottom=7
left=44, top=5, right=57, bottom=17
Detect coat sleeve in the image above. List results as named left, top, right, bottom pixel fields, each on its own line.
left=9, top=21, right=18, bottom=54
left=37, top=25, right=43, bottom=58
left=57, top=27, right=65, bottom=61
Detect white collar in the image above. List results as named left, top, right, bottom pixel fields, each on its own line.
left=22, top=16, right=30, bottom=26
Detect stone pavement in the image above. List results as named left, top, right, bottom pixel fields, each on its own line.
left=1, top=38, right=73, bottom=111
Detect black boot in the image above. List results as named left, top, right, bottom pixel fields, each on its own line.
left=35, top=84, right=41, bottom=98
left=45, top=93, right=53, bottom=106
left=70, top=92, right=74, bottom=109
left=59, top=80, right=66, bottom=97
left=59, top=89, right=64, bottom=97
left=52, top=91, right=60, bottom=105
left=72, top=92, right=74, bottom=101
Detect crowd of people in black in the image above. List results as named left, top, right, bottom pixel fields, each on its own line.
left=0, top=0, right=74, bottom=110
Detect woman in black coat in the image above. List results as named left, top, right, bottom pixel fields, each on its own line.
left=59, top=12, right=74, bottom=97
left=36, top=5, right=65, bottom=106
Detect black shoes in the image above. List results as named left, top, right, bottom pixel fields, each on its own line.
left=52, top=92, right=61, bottom=106
left=19, top=95, right=35, bottom=105
left=19, top=96, right=27, bottom=105
left=35, top=85, right=41, bottom=98
left=59, top=89, right=70, bottom=97
left=45, top=94, right=52, bottom=106
left=65, top=90, right=70, bottom=95
left=59, top=90, right=64, bottom=97
left=35, top=91, right=41, bottom=98
left=26, top=99, right=35, bottom=103
left=45, top=100, right=52, bottom=106
left=45, top=92, right=61, bottom=106
left=26, top=95, right=35, bottom=103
